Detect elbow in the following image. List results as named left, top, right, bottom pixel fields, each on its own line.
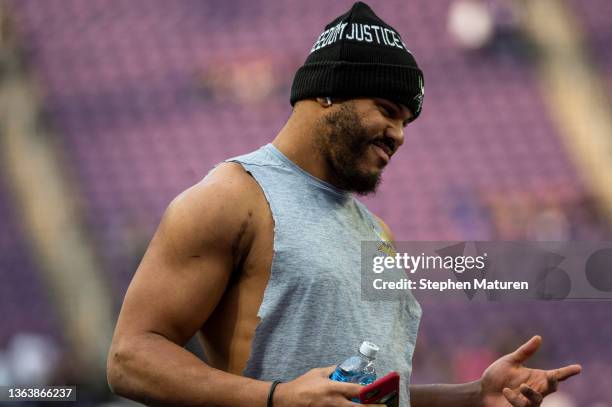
left=106, top=340, right=131, bottom=397
left=107, top=334, right=164, bottom=405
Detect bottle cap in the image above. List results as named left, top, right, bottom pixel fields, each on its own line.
left=359, top=341, right=379, bottom=358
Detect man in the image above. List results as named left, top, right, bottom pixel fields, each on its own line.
left=107, top=2, right=581, bottom=406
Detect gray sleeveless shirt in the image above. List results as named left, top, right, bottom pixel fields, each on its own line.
left=226, top=144, right=421, bottom=407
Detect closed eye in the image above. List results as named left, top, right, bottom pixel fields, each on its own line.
left=378, top=101, right=403, bottom=121
left=376, top=99, right=413, bottom=127
left=378, top=103, right=392, bottom=117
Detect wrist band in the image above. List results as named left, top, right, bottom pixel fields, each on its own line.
left=267, top=380, right=282, bottom=407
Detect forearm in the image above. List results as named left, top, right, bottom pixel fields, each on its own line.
left=410, top=381, right=482, bottom=407
left=108, top=332, right=270, bottom=407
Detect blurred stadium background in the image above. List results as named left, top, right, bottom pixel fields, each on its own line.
left=0, top=0, right=611, bottom=405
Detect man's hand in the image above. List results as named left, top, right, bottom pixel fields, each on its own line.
left=480, top=336, right=582, bottom=407
left=274, top=366, right=385, bottom=407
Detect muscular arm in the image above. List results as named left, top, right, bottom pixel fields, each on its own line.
left=107, top=163, right=271, bottom=407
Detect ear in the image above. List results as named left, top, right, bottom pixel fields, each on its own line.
left=316, top=97, right=333, bottom=107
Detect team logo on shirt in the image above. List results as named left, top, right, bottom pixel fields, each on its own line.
left=375, top=229, right=397, bottom=257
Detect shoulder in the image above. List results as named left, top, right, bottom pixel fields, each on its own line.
left=169, top=162, right=260, bottom=217
left=161, top=162, right=266, bottom=252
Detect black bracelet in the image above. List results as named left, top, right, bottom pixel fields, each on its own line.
left=267, top=380, right=282, bottom=407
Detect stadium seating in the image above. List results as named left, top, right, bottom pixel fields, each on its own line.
left=5, top=1, right=611, bottom=403
left=0, top=180, right=59, bottom=348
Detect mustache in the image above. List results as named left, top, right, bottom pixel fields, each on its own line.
left=369, top=136, right=396, bottom=156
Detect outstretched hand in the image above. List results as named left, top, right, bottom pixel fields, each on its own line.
left=480, top=336, right=581, bottom=407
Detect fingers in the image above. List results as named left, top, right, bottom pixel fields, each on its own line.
left=353, top=402, right=385, bottom=407
left=550, top=364, right=582, bottom=382
left=520, top=383, right=543, bottom=405
left=317, top=365, right=367, bottom=399
left=503, top=386, right=542, bottom=407
left=509, top=335, right=542, bottom=364
left=542, top=364, right=581, bottom=396
left=319, top=365, right=339, bottom=377
left=330, top=381, right=363, bottom=398
left=503, top=387, right=529, bottom=406
left=318, top=366, right=362, bottom=396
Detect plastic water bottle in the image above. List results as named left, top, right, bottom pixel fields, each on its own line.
left=330, top=341, right=379, bottom=385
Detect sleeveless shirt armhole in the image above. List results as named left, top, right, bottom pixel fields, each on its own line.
left=222, top=158, right=288, bottom=382
left=224, top=158, right=279, bottom=320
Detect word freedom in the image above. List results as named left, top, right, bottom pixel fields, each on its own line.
left=372, top=253, right=487, bottom=274
left=310, top=21, right=409, bottom=53
left=373, top=278, right=529, bottom=292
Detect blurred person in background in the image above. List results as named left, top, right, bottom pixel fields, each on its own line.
left=448, top=0, right=526, bottom=53
left=107, top=2, right=581, bottom=406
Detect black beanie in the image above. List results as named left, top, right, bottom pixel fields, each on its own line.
left=290, top=1, right=425, bottom=120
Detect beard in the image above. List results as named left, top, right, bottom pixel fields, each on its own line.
left=314, top=101, right=383, bottom=195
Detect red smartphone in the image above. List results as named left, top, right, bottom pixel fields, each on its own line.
left=358, top=371, right=399, bottom=406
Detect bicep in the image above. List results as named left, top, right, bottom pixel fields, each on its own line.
left=114, top=173, right=251, bottom=345
left=117, top=228, right=231, bottom=345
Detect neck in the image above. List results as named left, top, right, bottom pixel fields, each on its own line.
left=271, top=102, right=337, bottom=187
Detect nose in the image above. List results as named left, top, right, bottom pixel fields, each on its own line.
left=385, top=122, right=404, bottom=151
